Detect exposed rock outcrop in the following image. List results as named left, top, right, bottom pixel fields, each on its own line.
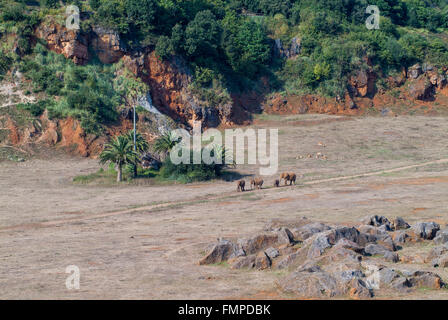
left=0, top=107, right=161, bottom=157
left=123, top=51, right=235, bottom=128
left=273, top=37, right=301, bottom=59
left=35, top=23, right=89, bottom=65
left=349, top=68, right=376, bottom=98
left=91, top=26, right=125, bottom=64
left=199, top=216, right=447, bottom=299
left=408, top=77, right=436, bottom=101
left=411, top=222, right=440, bottom=240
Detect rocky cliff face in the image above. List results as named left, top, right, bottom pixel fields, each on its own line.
left=34, top=21, right=239, bottom=129
left=35, top=23, right=89, bottom=65
left=90, top=26, right=124, bottom=64
left=123, top=51, right=235, bottom=129
left=1, top=110, right=106, bottom=157
left=31, top=22, right=448, bottom=128
left=0, top=107, right=168, bottom=157
left=265, top=62, right=448, bottom=116
left=273, top=37, right=301, bottom=59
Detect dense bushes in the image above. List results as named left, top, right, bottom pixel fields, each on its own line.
left=160, top=149, right=227, bottom=183
left=16, top=100, right=49, bottom=116
left=18, top=44, right=121, bottom=133
left=0, top=54, right=12, bottom=79
left=1, top=0, right=448, bottom=110
left=222, top=18, right=271, bottom=77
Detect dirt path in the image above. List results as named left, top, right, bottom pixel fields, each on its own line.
left=304, top=158, right=448, bottom=185
left=2, top=158, right=447, bottom=233
left=2, top=115, right=448, bottom=299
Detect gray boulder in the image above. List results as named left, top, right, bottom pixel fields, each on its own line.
left=237, top=233, right=280, bottom=255
left=364, top=244, right=390, bottom=256
left=278, top=268, right=344, bottom=298
left=391, top=230, right=411, bottom=244
left=407, top=270, right=444, bottom=289
left=292, top=222, right=332, bottom=241
left=276, top=251, right=301, bottom=270
left=307, top=227, right=375, bottom=258
left=434, top=228, right=448, bottom=245
left=411, top=222, right=440, bottom=240
left=362, top=215, right=393, bottom=231
left=333, top=238, right=364, bottom=254
left=307, top=233, right=332, bottom=258
left=383, top=251, right=399, bottom=263
left=408, top=63, right=422, bottom=79
left=254, top=251, right=272, bottom=270
left=199, top=239, right=240, bottom=265
left=230, top=255, right=256, bottom=270
left=277, top=227, right=295, bottom=245
left=432, top=253, right=448, bottom=268
left=427, top=244, right=448, bottom=261
left=265, top=247, right=280, bottom=259
left=279, top=264, right=372, bottom=299
left=392, top=217, right=410, bottom=230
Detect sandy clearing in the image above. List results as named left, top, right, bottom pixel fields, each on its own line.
left=1, top=115, right=448, bottom=299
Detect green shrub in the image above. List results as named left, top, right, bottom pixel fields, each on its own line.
left=0, top=2, right=25, bottom=22
left=155, top=36, right=173, bottom=60
left=160, top=149, right=227, bottom=183
left=16, top=100, right=50, bottom=117
left=0, top=54, right=12, bottom=79
left=19, top=45, right=119, bottom=132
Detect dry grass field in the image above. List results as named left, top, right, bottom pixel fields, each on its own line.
left=1, top=114, right=448, bottom=299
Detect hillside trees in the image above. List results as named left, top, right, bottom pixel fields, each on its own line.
left=222, top=18, right=270, bottom=77
left=184, top=10, right=221, bottom=58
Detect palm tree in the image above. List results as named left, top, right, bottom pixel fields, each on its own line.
left=123, top=130, right=149, bottom=177
left=123, top=130, right=150, bottom=154
left=99, top=135, right=138, bottom=182
left=153, top=131, right=181, bottom=159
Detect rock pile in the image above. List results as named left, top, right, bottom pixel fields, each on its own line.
left=199, top=215, right=448, bottom=299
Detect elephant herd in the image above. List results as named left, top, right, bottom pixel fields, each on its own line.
left=236, top=172, right=297, bottom=192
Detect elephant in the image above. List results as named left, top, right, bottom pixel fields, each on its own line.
left=251, top=178, right=264, bottom=190
left=280, top=172, right=297, bottom=185
left=237, top=180, right=246, bottom=192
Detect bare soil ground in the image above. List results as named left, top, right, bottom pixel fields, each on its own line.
left=1, top=114, right=448, bottom=299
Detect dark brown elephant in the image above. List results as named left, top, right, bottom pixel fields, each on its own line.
left=237, top=180, right=246, bottom=192
left=289, top=173, right=297, bottom=185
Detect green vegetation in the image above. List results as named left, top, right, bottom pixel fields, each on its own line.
left=153, top=131, right=181, bottom=157
left=16, top=43, right=122, bottom=133
left=159, top=149, right=228, bottom=183
left=99, top=134, right=138, bottom=182
left=93, top=131, right=232, bottom=184
left=153, top=132, right=232, bottom=183
left=1, top=0, right=448, bottom=134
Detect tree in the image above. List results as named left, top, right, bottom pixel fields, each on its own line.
left=41, top=0, right=60, bottom=9
left=0, top=54, right=12, bottom=79
left=99, top=135, right=138, bottom=182
left=222, top=19, right=270, bottom=77
left=155, top=36, right=173, bottom=60
left=123, top=130, right=149, bottom=177
left=125, top=0, right=158, bottom=32
left=170, top=23, right=185, bottom=54
left=89, top=0, right=101, bottom=10
left=258, top=0, right=292, bottom=16
left=184, top=10, right=221, bottom=58
left=123, top=130, right=149, bottom=154
left=153, top=131, right=181, bottom=158
left=114, top=73, right=149, bottom=177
